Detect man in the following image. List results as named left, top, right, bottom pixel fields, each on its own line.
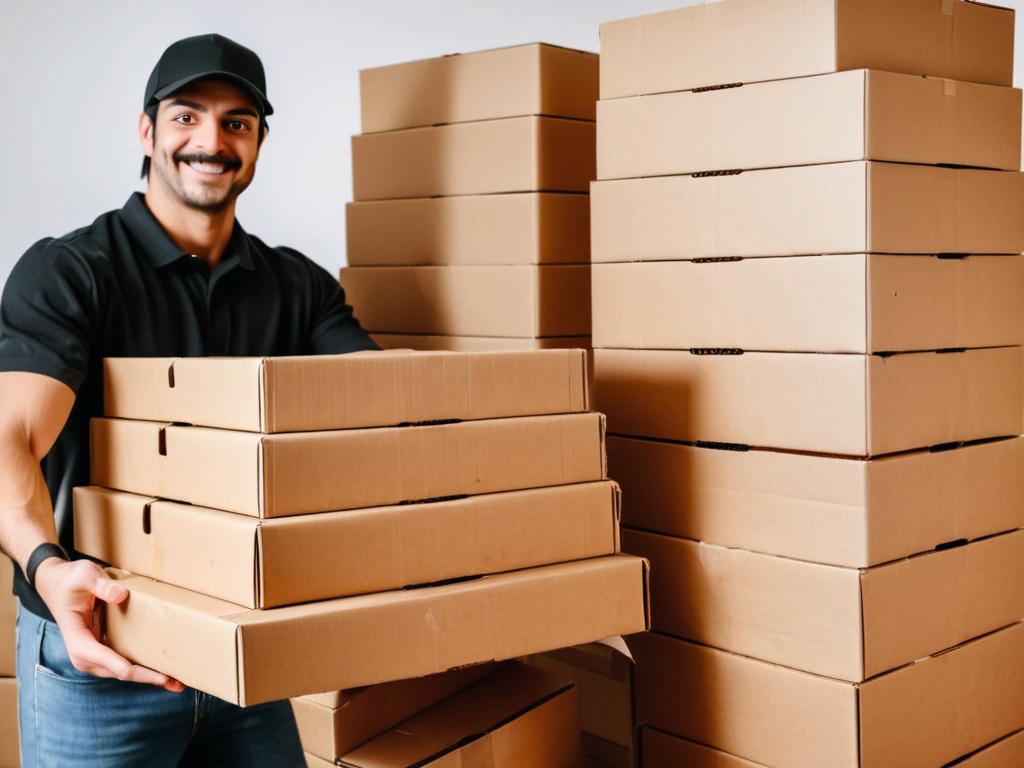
left=0, top=34, right=376, bottom=766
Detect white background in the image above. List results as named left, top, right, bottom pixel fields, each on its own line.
left=1, top=0, right=1022, bottom=284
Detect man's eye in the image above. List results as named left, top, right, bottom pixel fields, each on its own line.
left=227, top=120, right=248, bottom=132
left=174, top=114, right=194, bottom=124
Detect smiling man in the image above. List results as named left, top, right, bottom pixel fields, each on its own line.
left=0, top=34, right=376, bottom=766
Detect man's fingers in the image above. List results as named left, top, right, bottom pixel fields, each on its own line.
left=62, top=625, right=182, bottom=691
left=91, top=575, right=128, bottom=605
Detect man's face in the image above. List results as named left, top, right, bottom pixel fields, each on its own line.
left=141, top=79, right=262, bottom=212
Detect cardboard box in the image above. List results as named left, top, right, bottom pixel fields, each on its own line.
left=607, top=435, right=1024, bottom=568
left=305, top=755, right=331, bottom=768
left=956, top=730, right=1024, bottom=767
left=338, top=265, right=591, bottom=337
left=371, top=334, right=591, bottom=352
left=598, top=70, right=1020, bottom=180
left=593, top=347, right=1023, bottom=456
left=337, top=663, right=579, bottom=768
left=104, top=349, right=588, bottom=433
left=599, top=0, right=1014, bottom=99
left=525, top=643, right=635, bottom=768
left=593, top=255, right=1024, bottom=353
left=640, top=728, right=762, bottom=768
left=625, top=527, right=1024, bottom=682
left=360, top=44, right=598, bottom=133
left=0, top=678, right=16, bottom=768
left=74, top=481, right=621, bottom=608
left=103, top=554, right=650, bottom=706
left=630, top=624, right=1024, bottom=768
left=351, top=116, right=594, bottom=201
left=91, top=412, right=606, bottom=518
left=293, top=665, right=495, bottom=760
left=0, top=557, right=14, bottom=677
left=590, top=162, right=1024, bottom=263
left=346, top=193, right=589, bottom=266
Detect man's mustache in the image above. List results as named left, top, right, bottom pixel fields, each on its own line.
left=174, top=153, right=242, bottom=171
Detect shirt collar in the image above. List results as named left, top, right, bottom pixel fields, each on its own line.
left=118, top=192, right=256, bottom=271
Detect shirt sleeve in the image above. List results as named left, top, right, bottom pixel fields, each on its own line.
left=0, top=239, right=100, bottom=392
left=286, top=249, right=379, bottom=354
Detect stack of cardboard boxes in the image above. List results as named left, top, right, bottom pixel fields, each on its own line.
left=71, top=350, right=648, bottom=708
left=1, top=556, right=18, bottom=767
left=591, top=1, right=1024, bottom=766
left=339, top=44, right=596, bottom=353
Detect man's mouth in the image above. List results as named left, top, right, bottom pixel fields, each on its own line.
left=176, top=154, right=242, bottom=176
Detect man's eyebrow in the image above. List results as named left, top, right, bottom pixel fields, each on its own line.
left=167, top=99, right=206, bottom=111
left=226, top=108, right=260, bottom=119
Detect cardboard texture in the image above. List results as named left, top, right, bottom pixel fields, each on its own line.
left=630, top=624, right=1024, bottom=768
left=524, top=644, right=635, bottom=768
left=607, top=435, right=1024, bottom=568
left=592, top=255, right=1024, bottom=353
left=360, top=43, right=598, bottom=133
left=103, top=349, right=588, bottom=433
left=338, top=265, right=591, bottom=338
left=599, top=0, right=1015, bottom=99
left=305, top=755, right=332, bottom=768
left=90, top=412, right=606, bottom=517
left=593, top=347, right=1023, bottom=456
left=640, top=728, right=762, bottom=768
left=371, top=334, right=591, bottom=352
left=74, top=481, right=621, bottom=609
left=338, top=663, right=579, bottom=768
left=590, top=162, right=1024, bottom=263
left=346, top=193, right=590, bottom=266
left=598, top=70, right=1020, bottom=180
left=0, top=678, right=17, bottom=768
left=292, top=665, right=495, bottom=761
left=955, top=730, right=1024, bottom=767
left=0, top=557, right=13, bottom=677
left=351, top=116, right=595, bottom=201
left=103, top=555, right=650, bottom=706
left=625, top=528, right=1024, bottom=681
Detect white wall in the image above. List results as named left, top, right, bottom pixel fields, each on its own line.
left=2, top=0, right=1022, bottom=285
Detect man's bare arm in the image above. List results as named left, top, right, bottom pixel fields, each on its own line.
left=0, top=371, right=183, bottom=692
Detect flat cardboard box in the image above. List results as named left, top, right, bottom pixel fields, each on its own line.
left=597, top=70, right=1021, bottom=180
left=630, top=624, right=1024, bottom=768
left=593, top=255, right=1024, bottom=354
left=640, top=728, right=762, bottom=768
left=525, top=643, right=635, bottom=768
left=599, top=0, right=1014, bottom=99
left=361, top=44, right=597, bottom=133
left=338, top=265, right=591, bottom=338
left=590, top=162, right=1024, bottom=263
left=351, top=116, right=595, bottom=201
left=0, top=557, right=14, bottom=677
left=293, top=665, right=495, bottom=760
left=74, top=481, right=621, bottom=609
left=346, top=193, right=589, bottom=266
left=103, top=554, right=650, bottom=707
left=625, top=528, right=1024, bottom=682
left=104, top=349, right=588, bottom=433
left=305, top=755, right=331, bottom=768
left=607, top=436, right=1024, bottom=568
left=956, top=730, right=1024, bottom=767
left=91, top=412, right=606, bottom=518
left=372, top=334, right=591, bottom=352
left=593, top=347, right=1023, bottom=456
left=337, top=663, right=579, bottom=768
left=0, top=678, right=17, bottom=768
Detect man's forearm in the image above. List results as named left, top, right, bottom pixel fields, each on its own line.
left=0, top=422, right=61, bottom=575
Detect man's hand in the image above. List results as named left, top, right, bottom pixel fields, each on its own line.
left=33, top=553, right=185, bottom=692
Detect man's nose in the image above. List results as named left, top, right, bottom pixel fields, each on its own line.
left=193, top=120, right=228, bottom=155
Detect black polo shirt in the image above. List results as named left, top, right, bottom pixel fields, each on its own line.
left=0, top=192, right=378, bottom=619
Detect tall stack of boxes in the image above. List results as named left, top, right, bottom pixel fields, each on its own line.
left=339, top=44, right=597, bottom=353
left=0, top=556, right=18, bottom=767
left=591, top=1, right=1024, bottom=766
left=71, top=351, right=648, bottom=707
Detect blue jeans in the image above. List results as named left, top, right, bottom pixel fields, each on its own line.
left=16, top=602, right=305, bottom=767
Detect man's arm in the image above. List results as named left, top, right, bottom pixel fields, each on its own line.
left=0, top=371, right=183, bottom=692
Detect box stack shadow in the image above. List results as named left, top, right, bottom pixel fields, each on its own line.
left=339, top=44, right=597, bottom=352
left=592, top=0, right=1024, bottom=766
left=73, top=350, right=648, bottom=713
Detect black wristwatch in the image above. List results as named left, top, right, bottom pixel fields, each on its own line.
left=26, top=542, right=70, bottom=589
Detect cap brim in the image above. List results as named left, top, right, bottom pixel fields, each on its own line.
left=149, top=70, right=273, bottom=115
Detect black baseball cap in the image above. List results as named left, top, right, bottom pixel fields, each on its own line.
left=144, top=33, right=274, bottom=116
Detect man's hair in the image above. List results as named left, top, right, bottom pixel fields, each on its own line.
left=140, top=104, right=268, bottom=179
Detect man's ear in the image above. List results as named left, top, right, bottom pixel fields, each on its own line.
left=138, top=112, right=154, bottom=157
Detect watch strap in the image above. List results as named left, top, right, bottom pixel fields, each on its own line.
left=26, top=542, right=70, bottom=589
